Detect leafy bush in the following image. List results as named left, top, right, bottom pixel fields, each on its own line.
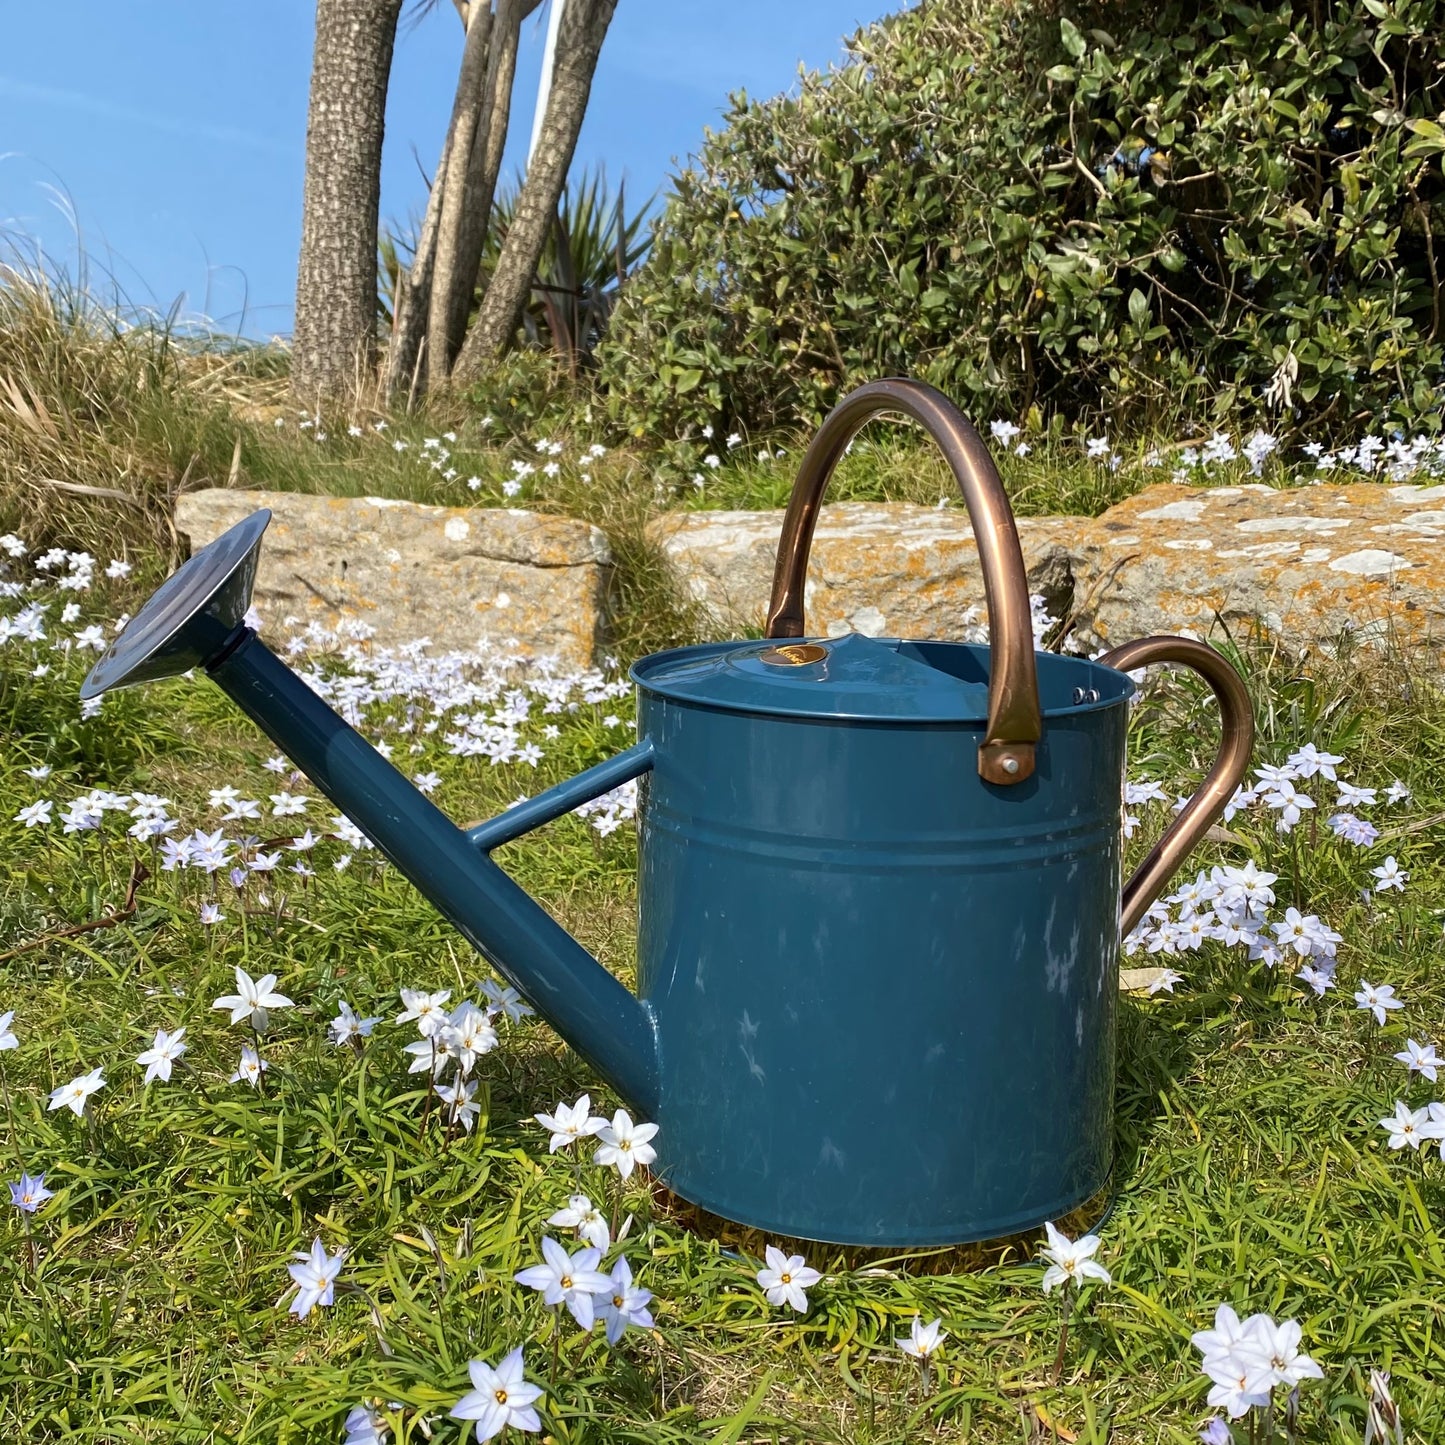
left=600, top=0, right=1445, bottom=442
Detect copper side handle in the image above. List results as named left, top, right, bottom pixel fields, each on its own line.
left=765, top=378, right=1042, bottom=785
left=1098, top=635, right=1255, bottom=938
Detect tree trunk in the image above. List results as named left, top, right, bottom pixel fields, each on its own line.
left=425, top=0, right=495, bottom=390
left=452, top=0, right=617, bottom=381
left=383, top=123, right=455, bottom=401
left=293, top=0, right=404, bottom=404
left=433, top=0, right=533, bottom=379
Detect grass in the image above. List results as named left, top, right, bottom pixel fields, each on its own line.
left=2, top=531, right=1445, bottom=1441
left=6, top=261, right=1445, bottom=1442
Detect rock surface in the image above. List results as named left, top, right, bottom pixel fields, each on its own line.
left=1069, top=481, right=1445, bottom=653
left=649, top=503, right=1085, bottom=639
left=175, top=490, right=612, bottom=667
left=648, top=484, right=1445, bottom=660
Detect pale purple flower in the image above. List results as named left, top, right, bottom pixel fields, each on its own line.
left=328, top=1001, right=383, bottom=1047
left=757, top=1244, right=821, bottom=1312
left=286, top=1237, right=346, bottom=1318
left=596, top=1257, right=654, bottom=1345
left=449, top=1347, right=544, bottom=1437
left=1336, top=781, right=1377, bottom=808
left=341, top=1405, right=389, bottom=1445
left=1286, top=744, right=1343, bottom=781
left=9, top=1172, right=53, bottom=1213
left=435, top=1076, right=481, bottom=1132
left=514, top=1236, right=611, bottom=1329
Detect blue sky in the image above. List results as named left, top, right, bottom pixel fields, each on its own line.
left=0, top=1, right=894, bottom=339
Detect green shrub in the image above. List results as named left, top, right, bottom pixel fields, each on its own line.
left=600, top=0, right=1445, bottom=442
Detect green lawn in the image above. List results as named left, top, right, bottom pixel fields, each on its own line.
left=2, top=544, right=1443, bottom=1443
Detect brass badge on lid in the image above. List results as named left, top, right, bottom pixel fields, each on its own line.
left=757, top=643, right=829, bottom=666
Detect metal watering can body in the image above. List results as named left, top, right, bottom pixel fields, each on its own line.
left=629, top=639, right=1133, bottom=1243
left=82, top=379, right=1253, bottom=1247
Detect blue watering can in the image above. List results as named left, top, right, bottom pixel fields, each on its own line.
left=82, top=380, right=1253, bottom=1246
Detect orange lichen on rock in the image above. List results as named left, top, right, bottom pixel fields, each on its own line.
left=176, top=490, right=612, bottom=667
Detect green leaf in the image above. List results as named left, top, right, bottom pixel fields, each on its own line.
left=1060, top=16, right=1087, bottom=59
left=1128, top=288, right=1150, bottom=328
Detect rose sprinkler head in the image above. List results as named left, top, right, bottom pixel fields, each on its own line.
left=80, top=509, right=271, bottom=700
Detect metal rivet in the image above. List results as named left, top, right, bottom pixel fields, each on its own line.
left=1002, top=756, right=1021, bottom=775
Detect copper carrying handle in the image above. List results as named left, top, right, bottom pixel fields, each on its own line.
left=1099, top=635, right=1255, bottom=938
left=766, top=379, right=1042, bottom=785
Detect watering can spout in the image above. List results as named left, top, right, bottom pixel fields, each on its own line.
left=80, top=511, right=662, bottom=1117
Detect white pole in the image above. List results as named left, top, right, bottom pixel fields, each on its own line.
left=527, top=0, right=565, bottom=167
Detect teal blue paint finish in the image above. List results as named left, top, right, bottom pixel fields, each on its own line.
left=207, top=632, right=663, bottom=1119
left=632, top=633, right=1134, bottom=721
left=629, top=639, right=1129, bottom=1244
left=466, top=741, right=655, bottom=852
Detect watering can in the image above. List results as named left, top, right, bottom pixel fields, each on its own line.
left=82, top=380, right=1253, bottom=1247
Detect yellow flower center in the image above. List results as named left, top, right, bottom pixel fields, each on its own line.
left=560, top=1274, right=573, bottom=1290
left=780, top=1272, right=792, bottom=1284
left=613, top=1294, right=624, bottom=1307
left=494, top=1388, right=508, bottom=1405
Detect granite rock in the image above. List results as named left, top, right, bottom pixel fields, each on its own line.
left=649, top=485, right=1445, bottom=661
left=1068, top=481, right=1445, bottom=656
left=648, top=502, right=1084, bottom=639
left=175, top=489, right=612, bottom=667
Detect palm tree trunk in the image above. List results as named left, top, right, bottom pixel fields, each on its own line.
left=434, top=0, right=533, bottom=377
left=451, top=0, right=616, bottom=381
left=293, top=0, right=404, bottom=404
left=425, top=0, right=495, bottom=390
left=383, top=123, right=455, bottom=401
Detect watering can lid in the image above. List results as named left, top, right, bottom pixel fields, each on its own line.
left=631, top=632, right=1002, bottom=722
